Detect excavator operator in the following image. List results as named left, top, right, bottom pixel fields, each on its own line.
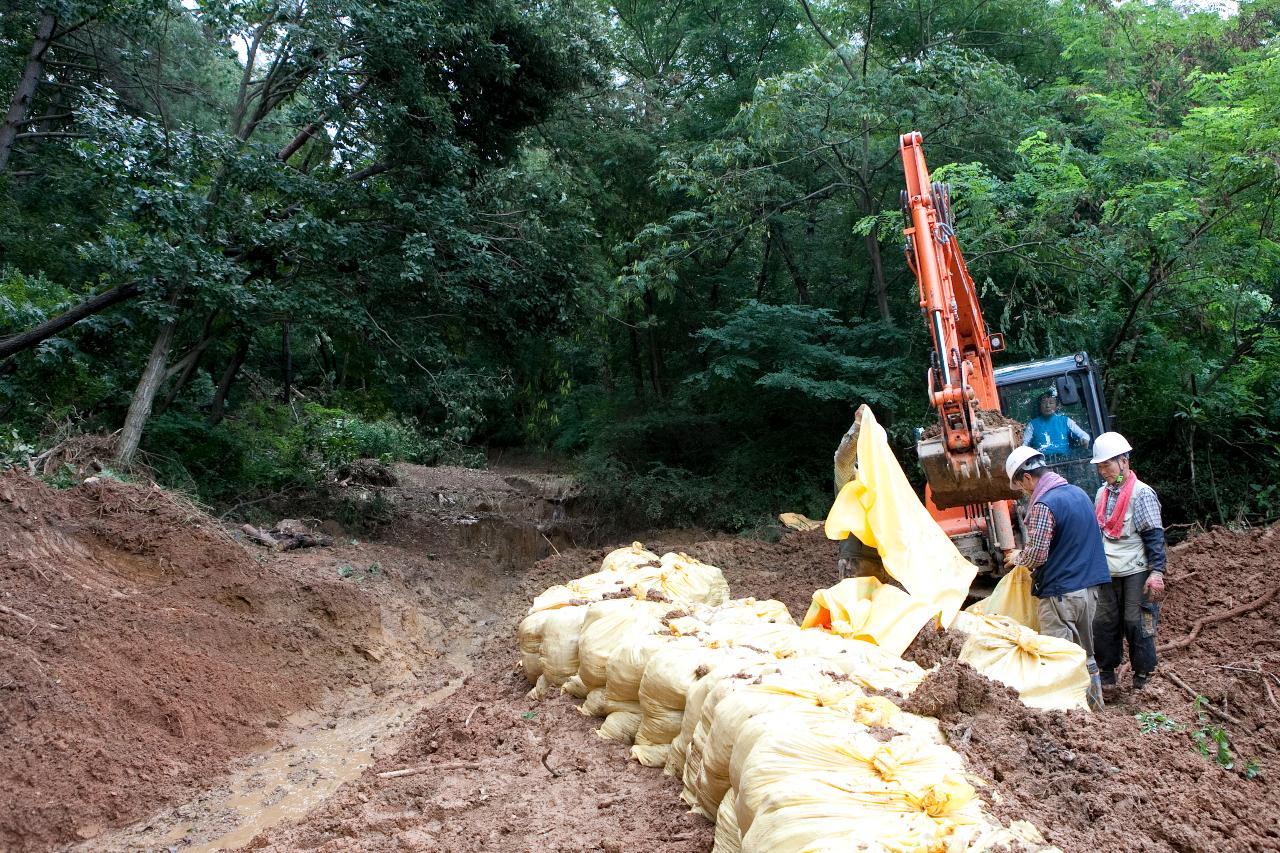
left=1022, top=391, right=1091, bottom=458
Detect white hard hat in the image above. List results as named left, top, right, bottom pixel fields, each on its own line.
left=1005, top=446, right=1046, bottom=484
left=1090, top=431, right=1133, bottom=464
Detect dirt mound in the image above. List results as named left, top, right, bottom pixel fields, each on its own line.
left=0, top=472, right=384, bottom=852
left=930, top=672, right=1280, bottom=852
left=900, top=659, right=1019, bottom=721
left=902, top=623, right=969, bottom=670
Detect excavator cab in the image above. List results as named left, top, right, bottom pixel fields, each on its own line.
left=994, top=351, right=1111, bottom=498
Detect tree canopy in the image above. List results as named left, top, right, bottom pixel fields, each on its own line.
left=2, top=0, right=1278, bottom=527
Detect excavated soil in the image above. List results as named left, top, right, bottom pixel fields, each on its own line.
left=4, top=460, right=1280, bottom=853
left=0, top=472, right=394, bottom=851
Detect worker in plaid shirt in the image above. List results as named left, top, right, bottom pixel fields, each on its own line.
left=1090, top=432, right=1167, bottom=691
left=1004, top=446, right=1112, bottom=710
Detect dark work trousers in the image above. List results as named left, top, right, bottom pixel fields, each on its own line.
left=1094, top=570, right=1159, bottom=676
left=837, top=536, right=898, bottom=586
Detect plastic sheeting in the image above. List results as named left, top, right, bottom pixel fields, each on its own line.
left=824, top=405, right=976, bottom=627
left=968, top=564, right=1040, bottom=632
left=801, top=576, right=941, bottom=659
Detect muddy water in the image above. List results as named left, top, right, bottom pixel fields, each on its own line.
left=82, top=623, right=478, bottom=853
left=80, top=676, right=457, bottom=852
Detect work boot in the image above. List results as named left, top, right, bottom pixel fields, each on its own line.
left=1099, top=669, right=1117, bottom=687
left=1133, top=671, right=1153, bottom=691
left=1086, top=674, right=1105, bottom=711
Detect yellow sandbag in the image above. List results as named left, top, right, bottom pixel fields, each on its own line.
left=605, top=632, right=676, bottom=710
left=535, top=605, right=589, bottom=689
left=685, top=660, right=882, bottom=818
left=781, top=630, right=927, bottom=695
left=630, top=742, right=671, bottom=767
left=529, top=569, right=630, bottom=612
left=602, top=542, right=661, bottom=573
left=517, top=609, right=552, bottom=682
left=956, top=613, right=1089, bottom=711
left=824, top=405, right=976, bottom=626
left=740, top=772, right=985, bottom=853
left=699, top=598, right=793, bottom=626
left=733, top=712, right=965, bottom=837
left=668, top=659, right=776, bottom=780
left=968, top=564, right=1039, bottom=632
left=779, top=512, right=823, bottom=531
left=598, top=710, right=642, bottom=744
left=577, top=599, right=667, bottom=695
left=801, top=577, right=941, bottom=659
left=636, top=642, right=763, bottom=750
left=561, top=673, right=591, bottom=699
left=728, top=707, right=870, bottom=831
left=714, top=787, right=743, bottom=853
left=623, top=551, right=731, bottom=606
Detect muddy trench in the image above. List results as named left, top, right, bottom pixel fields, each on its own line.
left=3, top=465, right=1280, bottom=853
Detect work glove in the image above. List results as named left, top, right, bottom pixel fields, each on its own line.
left=1003, top=550, right=1022, bottom=570
left=1144, top=571, right=1166, bottom=603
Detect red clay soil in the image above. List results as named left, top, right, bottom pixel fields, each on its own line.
left=0, top=471, right=383, bottom=852
left=8, top=454, right=1279, bottom=853
left=243, top=531, right=841, bottom=853
left=243, top=638, right=716, bottom=853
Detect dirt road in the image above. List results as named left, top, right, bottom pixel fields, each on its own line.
left=2, top=465, right=1278, bottom=852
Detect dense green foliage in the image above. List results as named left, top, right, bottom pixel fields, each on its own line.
left=2, top=0, right=1278, bottom=527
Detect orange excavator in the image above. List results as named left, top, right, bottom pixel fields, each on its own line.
left=836, top=131, right=1112, bottom=581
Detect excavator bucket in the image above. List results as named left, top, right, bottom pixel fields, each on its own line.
left=917, top=425, right=1021, bottom=509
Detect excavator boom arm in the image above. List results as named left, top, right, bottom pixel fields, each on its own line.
left=899, top=131, right=1018, bottom=510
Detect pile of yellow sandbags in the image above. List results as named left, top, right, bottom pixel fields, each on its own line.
left=518, top=544, right=731, bottom=699
left=516, top=406, right=1091, bottom=851
left=517, top=543, right=1058, bottom=852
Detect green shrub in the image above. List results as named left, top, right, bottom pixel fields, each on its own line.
left=142, top=400, right=459, bottom=506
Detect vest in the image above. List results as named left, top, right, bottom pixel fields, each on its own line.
left=1033, top=484, right=1111, bottom=598
left=1026, top=414, right=1071, bottom=456
left=1096, top=484, right=1149, bottom=578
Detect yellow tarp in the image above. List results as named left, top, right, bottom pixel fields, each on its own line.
left=967, top=564, right=1040, bottom=632
left=779, top=512, right=823, bottom=531
left=824, top=406, right=976, bottom=627
left=800, top=577, right=941, bottom=659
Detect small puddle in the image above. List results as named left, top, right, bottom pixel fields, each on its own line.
left=88, top=676, right=463, bottom=852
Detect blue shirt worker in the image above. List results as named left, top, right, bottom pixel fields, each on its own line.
left=1022, top=392, right=1091, bottom=457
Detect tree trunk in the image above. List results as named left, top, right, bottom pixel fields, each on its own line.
left=0, top=12, right=57, bottom=175
left=118, top=304, right=181, bottom=466
left=864, top=225, right=890, bottom=321
left=0, top=279, right=140, bottom=360
left=627, top=308, right=645, bottom=402
left=158, top=311, right=220, bottom=413
left=643, top=292, right=664, bottom=400
left=776, top=232, right=809, bottom=304
left=756, top=227, right=773, bottom=300
left=280, top=320, right=292, bottom=402
left=208, top=336, right=250, bottom=426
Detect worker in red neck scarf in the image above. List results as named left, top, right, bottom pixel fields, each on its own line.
left=1091, top=432, right=1167, bottom=691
